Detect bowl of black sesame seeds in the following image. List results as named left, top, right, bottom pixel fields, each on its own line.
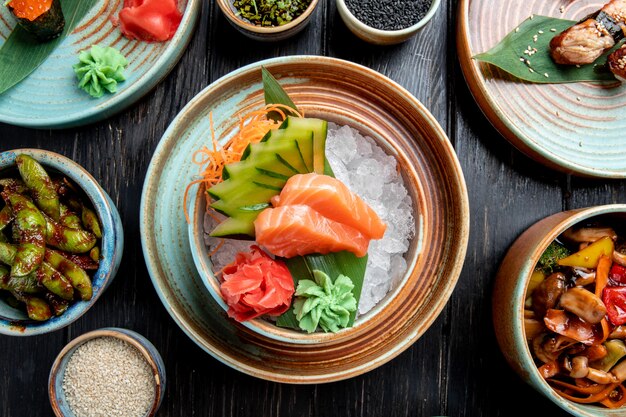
left=216, top=0, right=320, bottom=41
left=48, top=328, right=166, bottom=417
left=336, top=0, right=441, bottom=45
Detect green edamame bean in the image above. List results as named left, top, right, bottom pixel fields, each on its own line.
left=3, top=192, right=46, bottom=277
left=59, top=204, right=82, bottom=230
left=0, top=243, right=42, bottom=294
left=45, top=249, right=92, bottom=300
left=81, top=206, right=102, bottom=238
left=14, top=293, right=52, bottom=321
left=0, top=205, right=13, bottom=231
left=16, top=154, right=60, bottom=221
left=37, top=262, right=74, bottom=301
left=44, top=215, right=96, bottom=254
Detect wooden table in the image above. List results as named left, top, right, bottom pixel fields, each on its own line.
left=1, top=1, right=624, bottom=416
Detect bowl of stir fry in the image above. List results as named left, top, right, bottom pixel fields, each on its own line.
left=494, top=204, right=626, bottom=416
left=0, top=149, right=123, bottom=335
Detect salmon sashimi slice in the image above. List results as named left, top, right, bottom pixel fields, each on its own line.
left=271, top=173, right=386, bottom=240
left=254, top=205, right=369, bottom=258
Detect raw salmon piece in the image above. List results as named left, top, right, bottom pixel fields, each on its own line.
left=254, top=205, right=369, bottom=258
left=272, top=173, right=386, bottom=240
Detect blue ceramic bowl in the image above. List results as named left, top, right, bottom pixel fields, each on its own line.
left=0, top=149, right=123, bottom=336
left=48, top=328, right=166, bottom=417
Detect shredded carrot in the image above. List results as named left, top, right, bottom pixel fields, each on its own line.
left=183, top=104, right=303, bottom=224
left=550, top=379, right=606, bottom=395
left=600, top=384, right=626, bottom=408
left=208, top=239, right=225, bottom=257
left=552, top=382, right=619, bottom=403
left=594, top=255, right=613, bottom=344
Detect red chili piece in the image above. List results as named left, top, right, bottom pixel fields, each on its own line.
left=609, top=264, right=626, bottom=285
left=603, top=286, right=626, bottom=326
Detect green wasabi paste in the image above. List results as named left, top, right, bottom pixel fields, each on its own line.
left=293, top=270, right=357, bottom=333
left=73, top=45, right=127, bottom=98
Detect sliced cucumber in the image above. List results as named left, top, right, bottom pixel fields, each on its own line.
left=279, top=116, right=327, bottom=174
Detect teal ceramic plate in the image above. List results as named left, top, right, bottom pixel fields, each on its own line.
left=0, top=0, right=199, bottom=129
left=458, top=0, right=626, bottom=178
left=139, top=56, right=469, bottom=383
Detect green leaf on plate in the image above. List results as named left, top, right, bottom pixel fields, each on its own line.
left=473, top=15, right=619, bottom=84
left=261, top=66, right=299, bottom=121
left=260, top=67, right=368, bottom=332
left=0, top=0, right=97, bottom=95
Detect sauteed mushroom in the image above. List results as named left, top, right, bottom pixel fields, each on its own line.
left=532, top=272, right=565, bottom=318
left=559, top=287, right=607, bottom=324
left=562, top=226, right=617, bottom=243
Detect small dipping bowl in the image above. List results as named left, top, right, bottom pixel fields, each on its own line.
left=494, top=204, right=626, bottom=417
left=49, top=328, right=166, bottom=417
left=216, top=0, right=320, bottom=41
left=336, top=0, right=441, bottom=45
left=0, top=149, right=123, bottom=336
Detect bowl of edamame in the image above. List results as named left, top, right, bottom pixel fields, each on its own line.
left=0, top=149, right=123, bottom=335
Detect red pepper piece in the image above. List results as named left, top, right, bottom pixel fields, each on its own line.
left=610, top=264, right=626, bottom=285
left=603, top=286, right=626, bottom=326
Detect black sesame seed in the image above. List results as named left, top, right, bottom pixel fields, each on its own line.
left=345, top=0, right=432, bottom=31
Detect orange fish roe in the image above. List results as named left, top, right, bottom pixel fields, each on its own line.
left=7, top=0, right=52, bottom=21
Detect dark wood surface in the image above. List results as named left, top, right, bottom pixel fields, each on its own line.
left=1, top=0, right=625, bottom=416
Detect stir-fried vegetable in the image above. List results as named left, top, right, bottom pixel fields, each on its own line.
left=526, top=224, right=626, bottom=408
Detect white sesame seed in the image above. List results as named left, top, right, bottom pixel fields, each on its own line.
left=526, top=59, right=531, bottom=66
left=544, top=73, right=549, bottom=78
left=529, top=68, right=535, bottom=73
left=530, top=14, right=534, bottom=19
left=515, top=27, right=520, bottom=33
left=559, top=5, right=565, bottom=13
left=550, top=28, right=557, bottom=32
left=62, top=337, right=155, bottom=417
left=556, top=110, right=560, bottom=117
left=538, top=30, right=544, bottom=34
left=520, top=57, right=525, bottom=62
left=576, top=96, right=581, bottom=101
left=576, top=64, right=581, bottom=68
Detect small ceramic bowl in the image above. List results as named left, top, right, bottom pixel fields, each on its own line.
left=336, top=0, right=441, bottom=45
left=216, top=0, right=320, bottom=41
left=49, top=328, right=166, bottom=417
left=0, top=149, right=123, bottom=336
left=493, top=204, right=626, bottom=417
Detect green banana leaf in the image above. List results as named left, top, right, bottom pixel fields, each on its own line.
left=0, top=0, right=97, bottom=95
left=473, top=15, right=619, bottom=84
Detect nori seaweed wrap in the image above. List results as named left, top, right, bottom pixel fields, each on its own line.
left=6, top=0, right=65, bottom=42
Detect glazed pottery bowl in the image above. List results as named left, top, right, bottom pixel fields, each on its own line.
left=0, top=149, right=123, bottom=336
left=336, top=0, right=441, bottom=45
left=48, top=328, right=165, bottom=417
left=185, top=56, right=469, bottom=346
left=493, top=204, right=626, bottom=417
left=216, top=0, right=319, bottom=41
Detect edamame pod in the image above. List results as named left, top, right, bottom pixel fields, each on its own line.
left=0, top=178, right=28, bottom=194
left=89, top=246, right=100, bottom=262
left=16, top=154, right=60, bottom=220
left=3, top=192, right=46, bottom=277
left=0, top=241, right=16, bottom=265
left=0, top=243, right=43, bottom=294
left=14, top=293, right=52, bottom=321
left=0, top=232, right=7, bottom=243
left=59, top=204, right=82, bottom=230
left=44, top=215, right=96, bottom=254
left=37, top=262, right=74, bottom=300
left=0, top=205, right=13, bottom=231
left=81, top=206, right=102, bottom=238
left=45, top=249, right=92, bottom=300
left=44, top=293, right=69, bottom=316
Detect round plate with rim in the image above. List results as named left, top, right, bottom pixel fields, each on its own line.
left=140, top=55, right=469, bottom=383
left=458, top=0, right=626, bottom=178
left=0, top=0, right=199, bottom=129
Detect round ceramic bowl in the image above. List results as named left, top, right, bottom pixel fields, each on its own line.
left=186, top=56, right=469, bottom=347
left=0, top=149, right=123, bottom=336
left=49, top=328, right=166, bottom=417
left=216, top=0, right=320, bottom=41
left=336, top=0, right=441, bottom=45
left=493, top=204, right=626, bottom=417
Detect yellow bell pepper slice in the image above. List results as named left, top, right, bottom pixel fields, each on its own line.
left=557, top=236, right=614, bottom=269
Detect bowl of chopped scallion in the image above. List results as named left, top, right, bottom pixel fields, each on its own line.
left=216, top=0, right=320, bottom=41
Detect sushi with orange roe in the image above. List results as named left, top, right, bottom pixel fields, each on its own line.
left=5, top=0, right=65, bottom=41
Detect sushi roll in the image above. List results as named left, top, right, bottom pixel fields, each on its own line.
left=550, top=0, right=626, bottom=65
left=608, top=45, right=626, bottom=83
left=6, top=0, right=65, bottom=41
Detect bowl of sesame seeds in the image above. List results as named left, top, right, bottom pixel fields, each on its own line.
left=336, top=0, right=441, bottom=45
left=48, top=328, right=165, bottom=417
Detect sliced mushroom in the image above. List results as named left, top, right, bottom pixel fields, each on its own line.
left=610, top=326, right=626, bottom=339
left=532, top=272, right=566, bottom=318
left=524, top=317, right=545, bottom=341
left=559, top=287, right=607, bottom=324
left=544, top=309, right=595, bottom=344
left=533, top=333, right=578, bottom=363
left=587, top=368, right=618, bottom=384
left=611, top=360, right=626, bottom=382
left=570, top=356, right=589, bottom=378
left=563, top=226, right=617, bottom=243
left=613, top=250, right=626, bottom=267
left=538, top=361, right=560, bottom=379
left=573, top=268, right=596, bottom=287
